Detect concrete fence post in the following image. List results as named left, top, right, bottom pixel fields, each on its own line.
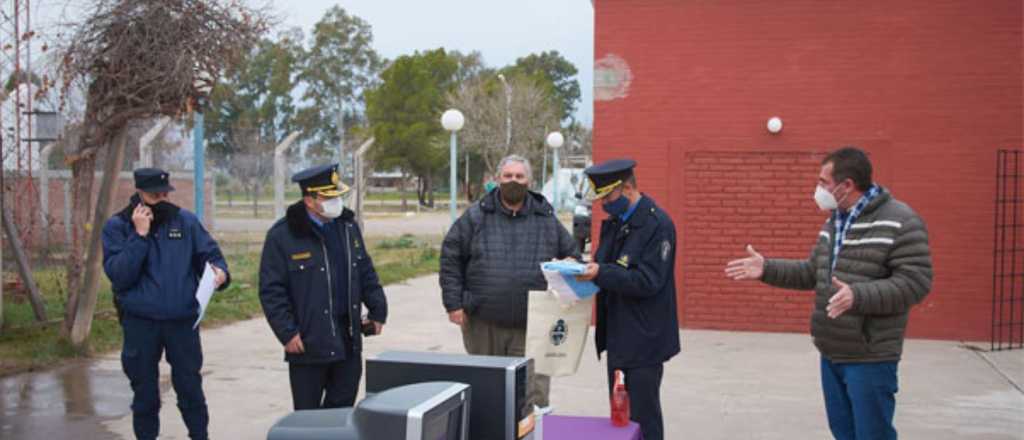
left=137, top=117, right=170, bottom=169
left=273, top=132, right=301, bottom=219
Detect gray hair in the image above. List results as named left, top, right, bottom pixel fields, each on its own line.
left=496, top=154, right=533, bottom=180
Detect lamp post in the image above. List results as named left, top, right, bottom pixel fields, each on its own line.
left=441, top=109, right=465, bottom=225
left=497, top=74, right=511, bottom=148
left=546, top=131, right=564, bottom=212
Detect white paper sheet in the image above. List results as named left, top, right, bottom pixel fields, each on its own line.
left=540, top=261, right=599, bottom=304
left=193, top=263, right=216, bottom=330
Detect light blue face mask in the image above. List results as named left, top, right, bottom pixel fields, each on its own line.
left=601, top=193, right=630, bottom=218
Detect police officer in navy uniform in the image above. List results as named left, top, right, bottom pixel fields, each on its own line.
left=258, top=163, right=388, bottom=410
left=576, top=159, right=680, bottom=440
left=103, top=167, right=230, bottom=440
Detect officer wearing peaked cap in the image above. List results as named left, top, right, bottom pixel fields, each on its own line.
left=576, top=159, right=680, bottom=440
left=102, top=167, right=230, bottom=440
left=258, top=163, right=388, bottom=410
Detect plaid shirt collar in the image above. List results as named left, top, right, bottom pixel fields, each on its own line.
left=831, top=184, right=880, bottom=271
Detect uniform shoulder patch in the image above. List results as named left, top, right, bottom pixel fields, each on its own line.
left=660, top=239, right=672, bottom=262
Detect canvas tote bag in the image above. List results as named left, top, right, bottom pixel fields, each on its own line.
left=525, top=290, right=593, bottom=377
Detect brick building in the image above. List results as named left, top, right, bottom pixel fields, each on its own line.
left=592, top=0, right=1023, bottom=341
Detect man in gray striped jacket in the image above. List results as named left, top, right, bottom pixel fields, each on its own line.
left=726, top=146, right=933, bottom=440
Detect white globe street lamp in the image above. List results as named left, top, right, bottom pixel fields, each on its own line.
left=442, top=109, right=465, bottom=224
left=547, top=131, right=565, bottom=212
left=442, top=109, right=465, bottom=132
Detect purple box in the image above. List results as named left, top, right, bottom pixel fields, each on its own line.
left=543, top=415, right=642, bottom=440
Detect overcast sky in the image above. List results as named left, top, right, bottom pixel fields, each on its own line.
left=270, top=0, right=595, bottom=125
left=19, top=0, right=593, bottom=124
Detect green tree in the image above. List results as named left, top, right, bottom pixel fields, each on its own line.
left=204, top=29, right=303, bottom=209
left=296, top=6, right=384, bottom=160
left=448, top=49, right=491, bottom=83
left=507, top=50, right=580, bottom=122
left=205, top=28, right=304, bottom=162
left=366, top=48, right=458, bottom=207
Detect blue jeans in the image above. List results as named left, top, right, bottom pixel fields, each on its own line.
left=820, top=357, right=899, bottom=440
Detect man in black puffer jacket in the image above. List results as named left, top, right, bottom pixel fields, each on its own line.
left=440, top=154, right=578, bottom=412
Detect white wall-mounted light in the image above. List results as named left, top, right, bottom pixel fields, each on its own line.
left=766, top=116, right=783, bottom=134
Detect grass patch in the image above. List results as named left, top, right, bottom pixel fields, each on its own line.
left=377, top=234, right=417, bottom=250
left=0, top=235, right=440, bottom=377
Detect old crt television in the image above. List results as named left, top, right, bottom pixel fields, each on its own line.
left=266, top=381, right=469, bottom=440
left=366, top=351, right=534, bottom=440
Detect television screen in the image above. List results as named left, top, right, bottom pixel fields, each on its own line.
left=422, top=402, right=463, bottom=440
left=367, top=351, right=533, bottom=440
left=355, top=381, right=470, bottom=440
left=267, top=382, right=469, bottom=440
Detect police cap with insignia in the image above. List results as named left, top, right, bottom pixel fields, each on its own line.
left=292, top=163, right=350, bottom=198
left=133, top=167, right=175, bottom=193
left=583, top=159, right=636, bottom=200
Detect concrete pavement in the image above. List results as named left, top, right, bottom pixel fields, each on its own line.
left=2, top=274, right=1022, bottom=439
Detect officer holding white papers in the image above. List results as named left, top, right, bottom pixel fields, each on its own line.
left=102, top=167, right=230, bottom=440
left=576, top=159, right=680, bottom=440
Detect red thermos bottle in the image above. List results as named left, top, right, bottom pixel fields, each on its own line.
left=610, top=369, right=630, bottom=427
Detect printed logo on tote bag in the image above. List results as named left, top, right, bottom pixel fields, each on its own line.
left=550, top=319, right=568, bottom=346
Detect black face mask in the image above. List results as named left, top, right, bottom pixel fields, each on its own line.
left=146, top=201, right=178, bottom=226
left=499, top=181, right=527, bottom=205
left=124, top=194, right=180, bottom=232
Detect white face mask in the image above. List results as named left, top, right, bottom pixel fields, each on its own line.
left=814, top=185, right=839, bottom=211
left=320, top=197, right=344, bottom=218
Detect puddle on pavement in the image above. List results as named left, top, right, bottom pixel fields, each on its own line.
left=0, top=358, right=137, bottom=439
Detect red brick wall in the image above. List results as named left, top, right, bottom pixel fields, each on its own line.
left=593, top=0, right=1024, bottom=341
left=682, top=151, right=824, bottom=332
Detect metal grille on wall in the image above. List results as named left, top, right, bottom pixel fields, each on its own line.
left=992, top=149, right=1024, bottom=351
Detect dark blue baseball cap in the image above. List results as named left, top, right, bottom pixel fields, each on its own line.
left=133, top=168, right=175, bottom=193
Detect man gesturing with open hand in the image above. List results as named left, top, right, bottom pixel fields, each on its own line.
left=723, top=147, right=932, bottom=440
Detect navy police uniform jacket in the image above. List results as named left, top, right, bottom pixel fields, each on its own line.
left=593, top=195, right=681, bottom=368
left=102, top=204, right=230, bottom=321
left=258, top=201, right=388, bottom=364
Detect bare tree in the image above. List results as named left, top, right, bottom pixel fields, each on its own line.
left=447, top=74, right=560, bottom=179
left=224, top=122, right=275, bottom=217
left=56, top=0, right=268, bottom=346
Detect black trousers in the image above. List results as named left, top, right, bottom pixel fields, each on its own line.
left=121, top=314, right=208, bottom=440
left=607, top=363, right=665, bottom=440
left=288, top=352, right=363, bottom=410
